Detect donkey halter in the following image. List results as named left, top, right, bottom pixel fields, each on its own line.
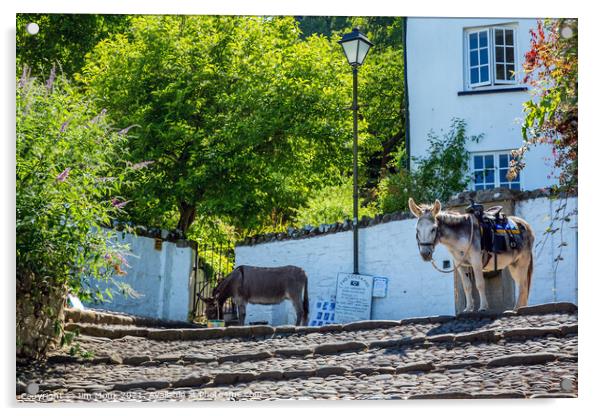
left=416, top=216, right=440, bottom=247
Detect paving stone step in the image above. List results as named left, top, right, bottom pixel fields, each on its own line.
left=18, top=360, right=577, bottom=401
left=48, top=323, right=577, bottom=367
left=25, top=334, right=576, bottom=393
left=64, top=302, right=578, bottom=342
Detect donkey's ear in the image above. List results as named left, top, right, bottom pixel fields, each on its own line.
left=200, top=297, right=213, bottom=304
left=408, top=198, right=422, bottom=218
left=432, top=199, right=442, bottom=217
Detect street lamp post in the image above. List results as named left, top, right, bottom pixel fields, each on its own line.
left=338, top=28, right=373, bottom=275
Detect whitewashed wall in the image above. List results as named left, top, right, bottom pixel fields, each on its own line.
left=236, top=196, right=578, bottom=325
left=515, top=197, right=578, bottom=305
left=84, top=231, right=195, bottom=321
left=236, top=219, right=458, bottom=325
left=406, top=17, right=557, bottom=191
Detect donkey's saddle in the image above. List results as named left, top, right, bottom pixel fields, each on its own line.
left=465, top=200, right=525, bottom=270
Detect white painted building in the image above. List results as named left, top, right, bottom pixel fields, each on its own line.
left=406, top=17, right=556, bottom=191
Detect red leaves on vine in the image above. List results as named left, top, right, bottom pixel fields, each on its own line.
left=518, top=19, right=577, bottom=193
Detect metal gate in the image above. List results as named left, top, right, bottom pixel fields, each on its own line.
left=191, top=242, right=237, bottom=323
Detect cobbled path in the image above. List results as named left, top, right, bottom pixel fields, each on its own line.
left=16, top=302, right=578, bottom=402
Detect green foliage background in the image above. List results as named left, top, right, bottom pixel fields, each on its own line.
left=293, top=176, right=378, bottom=227
left=16, top=14, right=131, bottom=77
left=377, top=119, right=482, bottom=213
left=79, top=16, right=353, bottom=234
left=16, top=13, right=476, bottom=256
left=73, top=15, right=407, bottom=237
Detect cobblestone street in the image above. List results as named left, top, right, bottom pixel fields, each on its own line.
left=16, top=302, right=578, bottom=402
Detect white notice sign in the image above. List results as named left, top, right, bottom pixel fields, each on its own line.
left=334, top=273, right=374, bottom=323
left=372, top=276, right=388, bottom=298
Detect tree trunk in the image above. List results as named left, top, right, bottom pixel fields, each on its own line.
left=176, top=201, right=196, bottom=235
left=16, top=272, right=67, bottom=359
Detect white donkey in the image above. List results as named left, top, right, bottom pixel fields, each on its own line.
left=408, top=198, right=535, bottom=312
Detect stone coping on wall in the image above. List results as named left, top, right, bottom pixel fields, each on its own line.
left=236, top=187, right=574, bottom=247
left=109, top=221, right=197, bottom=248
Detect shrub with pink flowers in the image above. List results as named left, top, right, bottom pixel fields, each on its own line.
left=16, top=70, right=141, bottom=357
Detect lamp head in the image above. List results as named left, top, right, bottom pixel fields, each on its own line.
left=338, top=27, right=373, bottom=67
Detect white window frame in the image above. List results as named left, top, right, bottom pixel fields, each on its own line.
left=464, top=24, right=519, bottom=90
left=492, top=26, right=518, bottom=85
left=469, top=150, right=522, bottom=191
left=466, top=28, right=491, bottom=88
left=471, top=153, right=496, bottom=190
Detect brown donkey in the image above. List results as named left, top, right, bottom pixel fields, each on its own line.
left=408, top=198, right=535, bottom=312
left=202, top=265, right=309, bottom=326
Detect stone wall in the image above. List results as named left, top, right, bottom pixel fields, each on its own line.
left=83, top=230, right=196, bottom=321
left=235, top=189, right=577, bottom=325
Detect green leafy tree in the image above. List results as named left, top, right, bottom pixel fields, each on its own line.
left=80, top=16, right=354, bottom=234
left=359, top=47, right=405, bottom=185
left=296, top=16, right=350, bottom=39
left=16, top=72, right=138, bottom=358
left=297, top=16, right=404, bottom=49
left=16, top=14, right=131, bottom=77
left=378, top=119, right=482, bottom=212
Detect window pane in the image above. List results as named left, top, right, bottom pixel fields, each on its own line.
left=500, top=183, right=509, bottom=189
left=495, top=29, right=504, bottom=45
left=485, top=169, right=495, bottom=183
left=485, top=155, right=494, bottom=168
left=496, top=64, right=505, bottom=80
left=506, top=47, right=515, bottom=63
left=470, top=67, right=479, bottom=84
left=469, top=33, right=478, bottom=49
left=511, top=183, right=521, bottom=190
left=474, top=171, right=484, bottom=184
left=480, top=48, right=488, bottom=65
left=486, top=184, right=495, bottom=189
left=480, top=66, right=489, bottom=83
left=474, top=155, right=483, bottom=169
left=506, top=64, right=515, bottom=80
left=500, top=168, right=509, bottom=181
left=475, top=184, right=484, bottom=191
left=470, top=50, right=478, bottom=66
left=479, top=31, right=487, bottom=47
left=505, top=29, right=514, bottom=46
left=495, top=47, right=504, bottom=63
left=499, top=154, right=508, bottom=168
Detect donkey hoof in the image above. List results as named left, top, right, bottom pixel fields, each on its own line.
left=462, top=306, right=475, bottom=313
left=478, top=307, right=489, bottom=312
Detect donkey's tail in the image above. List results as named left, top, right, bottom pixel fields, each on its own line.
left=302, top=276, right=309, bottom=325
